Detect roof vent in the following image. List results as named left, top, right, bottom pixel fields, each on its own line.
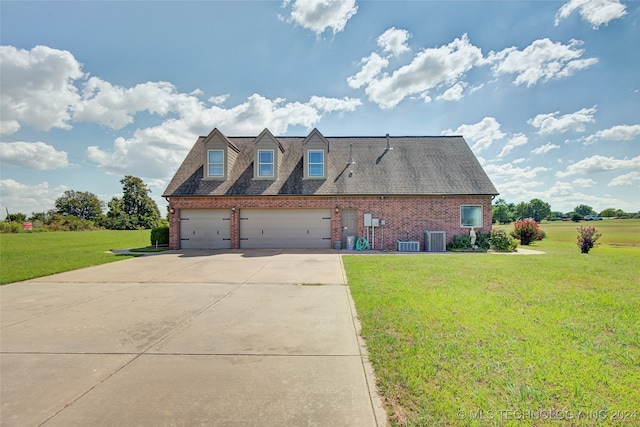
left=347, top=143, right=356, bottom=165
left=385, top=133, right=393, bottom=151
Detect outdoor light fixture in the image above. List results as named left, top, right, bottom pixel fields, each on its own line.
left=335, top=206, right=339, bottom=213
left=169, top=207, right=175, bottom=214
left=231, top=206, right=236, bottom=212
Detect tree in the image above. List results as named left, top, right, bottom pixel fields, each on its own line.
left=514, top=201, right=530, bottom=220
left=528, top=198, right=551, bottom=222
left=106, top=176, right=161, bottom=229
left=492, top=198, right=512, bottom=224
left=599, top=207, right=624, bottom=217
left=55, top=190, right=105, bottom=221
left=4, top=212, right=27, bottom=222
left=574, top=204, right=594, bottom=216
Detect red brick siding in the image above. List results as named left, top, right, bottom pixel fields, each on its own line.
left=167, top=195, right=493, bottom=250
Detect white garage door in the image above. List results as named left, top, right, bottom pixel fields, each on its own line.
left=179, top=209, right=231, bottom=249
left=240, top=209, right=332, bottom=249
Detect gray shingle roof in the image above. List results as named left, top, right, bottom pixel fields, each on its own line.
left=163, top=131, right=499, bottom=197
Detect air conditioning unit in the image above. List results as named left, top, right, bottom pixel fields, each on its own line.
left=397, top=241, right=420, bottom=252
left=425, top=231, right=446, bottom=252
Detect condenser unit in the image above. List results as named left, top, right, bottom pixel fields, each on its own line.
left=397, top=241, right=420, bottom=252
left=425, top=231, right=446, bottom=252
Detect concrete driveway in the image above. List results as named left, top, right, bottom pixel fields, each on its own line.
left=1, top=249, right=386, bottom=426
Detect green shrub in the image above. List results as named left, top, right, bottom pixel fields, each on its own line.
left=489, top=228, right=518, bottom=251
left=0, top=222, right=23, bottom=233
left=446, top=234, right=471, bottom=250
left=476, top=231, right=490, bottom=250
left=47, top=214, right=97, bottom=231
left=446, top=232, right=490, bottom=251
left=150, top=225, right=169, bottom=245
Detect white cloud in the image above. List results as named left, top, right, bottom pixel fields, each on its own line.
left=208, top=94, right=229, bottom=105
left=555, top=0, right=627, bottom=28
left=582, top=124, right=640, bottom=144
left=350, top=33, right=484, bottom=108
left=0, top=120, right=21, bottom=136
left=0, top=141, right=70, bottom=170
left=497, top=133, right=528, bottom=158
left=443, top=117, right=505, bottom=152
left=489, top=39, right=598, bottom=87
left=74, top=78, right=204, bottom=130
left=0, top=45, right=84, bottom=134
left=0, top=179, right=67, bottom=216
left=436, top=82, right=467, bottom=102
left=308, top=95, right=361, bottom=112
left=572, top=178, right=597, bottom=187
left=484, top=163, right=550, bottom=181
left=556, top=155, right=640, bottom=177
left=608, top=171, right=640, bottom=187
left=282, top=0, right=358, bottom=35
left=531, top=142, right=560, bottom=155
left=86, top=93, right=361, bottom=179
left=528, top=107, right=597, bottom=135
left=377, top=27, right=411, bottom=56
left=347, top=53, right=389, bottom=89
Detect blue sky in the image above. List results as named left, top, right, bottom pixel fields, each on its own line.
left=1, top=0, right=639, bottom=217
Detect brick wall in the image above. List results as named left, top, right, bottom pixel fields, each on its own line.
left=167, top=195, right=493, bottom=250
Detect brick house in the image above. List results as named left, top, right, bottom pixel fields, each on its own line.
left=163, top=127, right=499, bottom=251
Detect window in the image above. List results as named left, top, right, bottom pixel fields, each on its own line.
left=461, top=205, right=482, bottom=227
left=208, top=150, right=224, bottom=177
left=257, top=150, right=274, bottom=177
left=307, top=150, right=324, bottom=177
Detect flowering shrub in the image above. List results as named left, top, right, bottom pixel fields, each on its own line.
left=489, top=229, right=518, bottom=251
left=577, top=226, right=602, bottom=254
left=511, top=218, right=541, bottom=245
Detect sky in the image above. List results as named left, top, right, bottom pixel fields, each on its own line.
left=1, top=0, right=639, bottom=218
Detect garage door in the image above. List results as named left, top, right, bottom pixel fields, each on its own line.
left=240, top=209, right=332, bottom=249
left=179, top=209, right=231, bottom=249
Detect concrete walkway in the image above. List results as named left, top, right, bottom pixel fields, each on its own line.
left=1, top=250, right=386, bottom=426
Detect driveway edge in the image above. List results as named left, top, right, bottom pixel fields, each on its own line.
left=346, top=285, right=389, bottom=427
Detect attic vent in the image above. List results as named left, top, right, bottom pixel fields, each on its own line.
left=397, top=241, right=420, bottom=252
left=425, top=231, right=446, bottom=252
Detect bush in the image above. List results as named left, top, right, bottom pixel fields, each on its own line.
left=446, top=234, right=472, bottom=251
left=489, top=229, right=518, bottom=251
left=150, top=225, right=169, bottom=246
left=577, top=226, right=601, bottom=254
left=0, top=222, right=23, bottom=233
left=446, top=231, right=490, bottom=251
left=47, top=214, right=97, bottom=231
left=511, top=218, right=541, bottom=246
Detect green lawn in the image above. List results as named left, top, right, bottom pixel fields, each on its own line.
left=345, top=219, right=640, bottom=426
left=0, top=229, right=150, bottom=285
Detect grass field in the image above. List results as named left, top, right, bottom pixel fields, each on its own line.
left=0, top=229, right=150, bottom=285
left=345, top=219, right=640, bottom=426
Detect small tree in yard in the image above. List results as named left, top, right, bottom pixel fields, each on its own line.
left=577, top=226, right=602, bottom=254
left=511, top=218, right=541, bottom=245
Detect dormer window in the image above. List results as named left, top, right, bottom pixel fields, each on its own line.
left=208, top=150, right=224, bottom=178
left=257, top=149, right=274, bottom=178
left=303, top=128, right=329, bottom=180
left=307, top=150, right=324, bottom=177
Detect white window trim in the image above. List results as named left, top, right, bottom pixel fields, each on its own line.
left=207, top=149, right=225, bottom=178
left=307, top=150, right=325, bottom=178
left=257, top=149, right=275, bottom=178
left=460, top=205, right=483, bottom=228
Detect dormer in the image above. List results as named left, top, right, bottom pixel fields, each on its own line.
left=302, top=128, right=329, bottom=179
left=202, top=128, right=239, bottom=180
left=253, top=128, right=284, bottom=180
